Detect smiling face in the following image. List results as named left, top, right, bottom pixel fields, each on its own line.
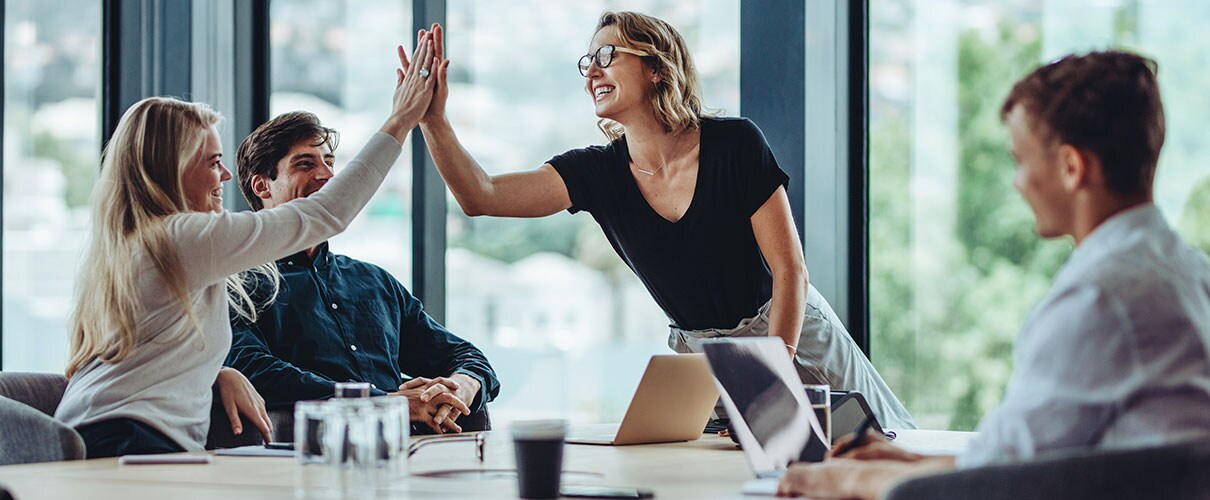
left=583, top=27, right=656, bottom=123
left=252, top=137, right=336, bottom=210
left=1007, top=105, right=1073, bottom=239
left=182, top=126, right=231, bottom=213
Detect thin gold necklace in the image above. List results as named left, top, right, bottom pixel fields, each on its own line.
left=634, top=162, right=666, bottom=176
left=632, top=132, right=686, bottom=176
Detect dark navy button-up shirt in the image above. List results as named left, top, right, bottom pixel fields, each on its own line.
left=225, top=242, right=500, bottom=413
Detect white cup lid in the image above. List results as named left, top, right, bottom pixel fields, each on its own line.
left=510, top=419, right=567, bottom=440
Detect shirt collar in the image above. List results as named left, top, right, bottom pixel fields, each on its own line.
left=279, top=241, right=331, bottom=268
left=1078, top=203, right=1163, bottom=252
left=1055, top=203, right=1165, bottom=283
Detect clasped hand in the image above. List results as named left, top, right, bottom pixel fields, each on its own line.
left=392, top=375, right=475, bottom=434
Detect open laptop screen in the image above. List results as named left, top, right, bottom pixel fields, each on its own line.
left=702, top=338, right=829, bottom=473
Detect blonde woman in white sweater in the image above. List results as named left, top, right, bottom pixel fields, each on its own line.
left=55, top=32, right=440, bottom=458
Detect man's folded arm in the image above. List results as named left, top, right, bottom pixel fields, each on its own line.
left=226, top=320, right=346, bottom=410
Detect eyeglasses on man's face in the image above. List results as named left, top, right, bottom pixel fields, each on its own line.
left=578, top=44, right=650, bottom=76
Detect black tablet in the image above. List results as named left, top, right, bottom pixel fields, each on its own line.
left=830, top=391, right=890, bottom=443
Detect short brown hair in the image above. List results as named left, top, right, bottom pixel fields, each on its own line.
left=595, top=11, right=703, bottom=141
left=1001, top=50, right=1164, bottom=198
left=236, top=111, right=339, bottom=210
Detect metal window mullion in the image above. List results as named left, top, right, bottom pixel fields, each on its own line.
left=741, top=2, right=807, bottom=241
left=228, top=0, right=270, bottom=212
left=102, top=0, right=135, bottom=141
left=411, top=0, right=447, bottom=322
left=803, top=0, right=845, bottom=330
left=103, top=0, right=194, bottom=143
left=800, top=1, right=867, bottom=354
left=847, top=1, right=871, bottom=356
left=1, top=0, right=6, bottom=370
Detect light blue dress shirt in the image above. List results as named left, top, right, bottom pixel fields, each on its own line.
left=959, top=204, right=1210, bottom=467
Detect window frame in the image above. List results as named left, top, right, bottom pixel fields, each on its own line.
left=799, top=0, right=871, bottom=354
left=739, top=1, right=870, bottom=354
left=410, top=0, right=448, bottom=321
left=1, top=0, right=6, bottom=370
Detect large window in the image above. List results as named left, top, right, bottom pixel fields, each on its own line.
left=269, top=0, right=414, bottom=283
left=869, top=0, right=1210, bottom=430
left=19, top=0, right=1207, bottom=435
left=2, top=0, right=101, bottom=371
left=442, top=0, right=740, bottom=424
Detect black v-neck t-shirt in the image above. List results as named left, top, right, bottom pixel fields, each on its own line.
left=549, top=117, right=790, bottom=330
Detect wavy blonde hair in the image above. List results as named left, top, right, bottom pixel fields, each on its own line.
left=66, top=97, right=278, bottom=378
left=594, top=11, right=704, bottom=141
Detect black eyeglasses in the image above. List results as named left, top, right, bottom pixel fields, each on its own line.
left=578, top=44, right=651, bottom=76
left=407, top=432, right=486, bottom=462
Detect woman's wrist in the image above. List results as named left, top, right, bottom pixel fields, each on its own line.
left=379, top=116, right=416, bottom=144
left=418, top=114, right=451, bottom=131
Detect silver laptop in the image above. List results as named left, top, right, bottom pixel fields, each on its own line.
left=565, top=354, right=719, bottom=446
left=701, top=338, right=829, bottom=495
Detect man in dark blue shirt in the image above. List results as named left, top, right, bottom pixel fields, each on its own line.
left=226, top=111, right=500, bottom=434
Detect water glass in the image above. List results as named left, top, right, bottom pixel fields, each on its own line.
left=293, top=397, right=409, bottom=498
left=803, top=384, right=831, bottom=445
left=294, top=400, right=341, bottom=498
left=334, top=382, right=371, bottom=398
left=371, top=397, right=409, bottom=478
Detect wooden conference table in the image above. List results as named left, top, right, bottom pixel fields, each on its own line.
left=0, top=428, right=972, bottom=500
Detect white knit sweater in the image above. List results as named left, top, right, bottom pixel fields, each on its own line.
left=55, top=132, right=401, bottom=451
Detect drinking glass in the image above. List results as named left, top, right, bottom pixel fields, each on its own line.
left=334, top=382, right=371, bottom=398
left=371, top=396, right=409, bottom=480
left=293, top=397, right=409, bottom=498
left=803, top=384, right=831, bottom=445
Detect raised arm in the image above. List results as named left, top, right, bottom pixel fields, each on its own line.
left=411, top=23, right=570, bottom=218
left=425, top=124, right=570, bottom=217
left=172, top=33, right=440, bottom=287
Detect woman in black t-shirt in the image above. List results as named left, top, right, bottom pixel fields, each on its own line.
left=409, top=13, right=914, bottom=429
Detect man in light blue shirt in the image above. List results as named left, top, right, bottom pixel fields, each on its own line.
left=777, top=50, right=1210, bottom=499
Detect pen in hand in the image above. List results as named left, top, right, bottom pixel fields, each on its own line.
left=832, top=417, right=872, bottom=458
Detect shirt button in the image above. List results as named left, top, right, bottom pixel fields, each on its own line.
left=287, top=261, right=293, bottom=266
left=350, top=345, right=358, bottom=351
left=331, top=303, right=339, bottom=310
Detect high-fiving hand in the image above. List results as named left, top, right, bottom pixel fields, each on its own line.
left=398, top=23, right=450, bottom=126
left=381, top=27, right=441, bottom=143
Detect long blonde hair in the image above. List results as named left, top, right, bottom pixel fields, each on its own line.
left=594, top=11, right=704, bottom=141
left=66, top=97, right=278, bottom=378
